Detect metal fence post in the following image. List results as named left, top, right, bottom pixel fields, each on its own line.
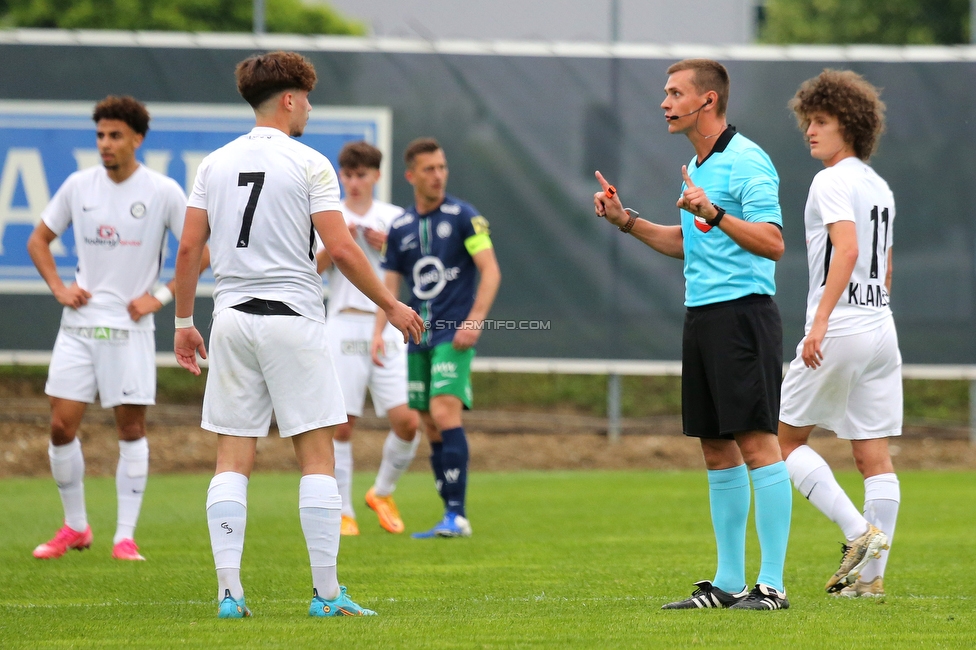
left=608, top=372, right=621, bottom=444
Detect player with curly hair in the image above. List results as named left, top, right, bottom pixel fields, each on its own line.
left=779, top=69, right=899, bottom=598
left=27, top=95, right=207, bottom=563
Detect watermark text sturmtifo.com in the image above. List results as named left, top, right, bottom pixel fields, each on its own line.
left=426, top=319, right=551, bottom=331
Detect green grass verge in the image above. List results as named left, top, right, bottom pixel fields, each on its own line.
left=2, top=366, right=970, bottom=423
left=1, top=470, right=973, bottom=648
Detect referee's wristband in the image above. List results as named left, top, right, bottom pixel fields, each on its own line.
left=153, top=285, right=174, bottom=306
left=174, top=316, right=194, bottom=329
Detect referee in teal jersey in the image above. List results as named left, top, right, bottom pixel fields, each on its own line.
left=594, top=59, right=792, bottom=611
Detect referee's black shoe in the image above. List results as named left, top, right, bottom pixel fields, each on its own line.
left=728, top=584, right=790, bottom=610
left=661, top=580, right=749, bottom=609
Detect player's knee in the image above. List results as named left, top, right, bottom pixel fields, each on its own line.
left=392, top=410, right=420, bottom=439
left=117, top=421, right=146, bottom=441
left=333, top=421, right=353, bottom=442
left=49, top=417, right=77, bottom=446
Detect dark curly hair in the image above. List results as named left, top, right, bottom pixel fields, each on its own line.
left=92, top=96, right=150, bottom=135
left=339, top=141, right=382, bottom=170
left=235, top=51, right=317, bottom=109
left=789, top=69, right=886, bottom=161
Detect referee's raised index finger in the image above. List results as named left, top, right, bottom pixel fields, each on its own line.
left=594, top=170, right=612, bottom=192
left=681, top=165, right=696, bottom=188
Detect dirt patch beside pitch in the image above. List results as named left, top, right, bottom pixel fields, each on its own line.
left=2, top=397, right=973, bottom=478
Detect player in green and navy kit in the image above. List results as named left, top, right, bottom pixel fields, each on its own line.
left=372, top=138, right=501, bottom=538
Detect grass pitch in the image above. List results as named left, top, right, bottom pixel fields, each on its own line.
left=1, top=469, right=973, bottom=648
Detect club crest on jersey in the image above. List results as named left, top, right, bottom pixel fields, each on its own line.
left=436, top=221, right=452, bottom=239
left=694, top=215, right=714, bottom=233
left=130, top=202, right=147, bottom=219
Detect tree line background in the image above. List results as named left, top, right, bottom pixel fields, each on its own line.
left=0, top=0, right=970, bottom=44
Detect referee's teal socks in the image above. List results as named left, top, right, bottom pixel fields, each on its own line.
left=750, top=461, right=792, bottom=593
left=707, top=464, right=750, bottom=594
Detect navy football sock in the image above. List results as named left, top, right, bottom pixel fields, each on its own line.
left=429, top=442, right=447, bottom=507
left=439, top=427, right=468, bottom=518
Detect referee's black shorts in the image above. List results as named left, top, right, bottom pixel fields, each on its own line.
left=681, top=294, right=783, bottom=440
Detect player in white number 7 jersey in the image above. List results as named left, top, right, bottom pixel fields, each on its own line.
left=778, top=70, right=900, bottom=598
left=173, top=51, right=424, bottom=619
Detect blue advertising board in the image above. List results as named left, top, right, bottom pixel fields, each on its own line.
left=0, top=101, right=392, bottom=294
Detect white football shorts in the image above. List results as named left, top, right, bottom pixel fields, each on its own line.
left=780, top=316, right=902, bottom=440
left=202, top=308, right=347, bottom=437
left=324, top=311, right=408, bottom=418
left=45, top=327, right=156, bottom=408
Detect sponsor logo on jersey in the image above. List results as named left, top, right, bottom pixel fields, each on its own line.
left=130, top=202, right=147, bottom=219
left=431, top=361, right=458, bottom=377
left=471, top=215, right=490, bottom=235
left=440, top=203, right=461, bottom=215
left=399, top=232, right=418, bottom=252
left=694, top=215, right=713, bottom=233
left=436, top=221, right=452, bottom=239
left=84, top=224, right=142, bottom=248
left=340, top=339, right=370, bottom=355
left=392, top=213, right=415, bottom=229
left=412, top=255, right=460, bottom=300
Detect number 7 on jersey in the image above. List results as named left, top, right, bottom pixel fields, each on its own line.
left=237, top=172, right=265, bottom=248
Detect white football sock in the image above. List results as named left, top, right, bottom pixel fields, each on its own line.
left=859, top=473, right=900, bottom=582
left=299, top=474, right=342, bottom=600
left=49, top=439, right=87, bottom=532
left=207, top=472, right=248, bottom=601
left=786, top=445, right=868, bottom=541
left=373, top=431, right=421, bottom=497
left=333, top=440, right=355, bottom=518
left=114, top=438, right=149, bottom=544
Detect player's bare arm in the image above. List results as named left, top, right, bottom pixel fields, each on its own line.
left=173, top=206, right=211, bottom=375
left=27, top=222, right=92, bottom=308
left=128, top=246, right=212, bottom=322
left=371, top=270, right=401, bottom=366
left=885, top=247, right=893, bottom=294
left=315, top=248, right=333, bottom=274
left=454, top=248, right=501, bottom=351
left=314, top=209, right=424, bottom=346
left=594, top=170, right=683, bottom=259
left=677, top=166, right=784, bottom=261
left=803, top=220, right=858, bottom=369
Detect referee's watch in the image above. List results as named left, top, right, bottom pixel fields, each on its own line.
left=706, top=204, right=725, bottom=228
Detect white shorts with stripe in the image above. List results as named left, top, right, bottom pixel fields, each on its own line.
left=324, top=311, right=408, bottom=418
left=45, top=327, right=156, bottom=408
left=202, top=308, right=347, bottom=438
left=779, top=316, right=902, bottom=440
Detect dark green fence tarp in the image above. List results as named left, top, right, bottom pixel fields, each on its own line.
left=0, top=41, right=972, bottom=363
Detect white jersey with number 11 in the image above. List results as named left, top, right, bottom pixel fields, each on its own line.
left=803, top=156, right=895, bottom=337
